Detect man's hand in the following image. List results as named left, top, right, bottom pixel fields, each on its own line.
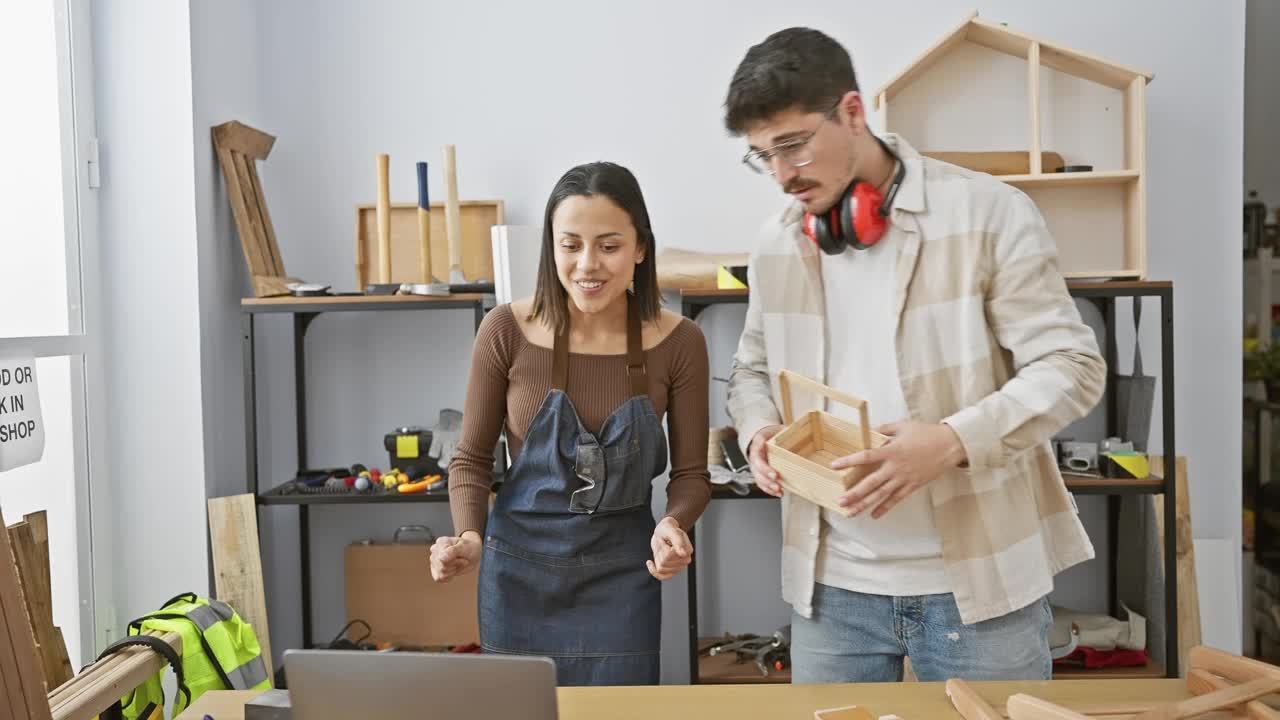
left=831, top=421, right=967, bottom=518
left=647, top=516, right=693, bottom=580
left=747, top=424, right=785, bottom=497
left=429, top=530, right=482, bottom=582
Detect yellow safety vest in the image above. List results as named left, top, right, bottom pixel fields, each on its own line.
left=97, top=593, right=271, bottom=720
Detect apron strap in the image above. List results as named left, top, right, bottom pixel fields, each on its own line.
left=551, top=294, right=648, bottom=397
left=553, top=316, right=570, bottom=392
left=626, top=295, right=647, bottom=398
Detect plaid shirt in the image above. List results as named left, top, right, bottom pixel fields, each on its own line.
left=726, top=133, right=1105, bottom=624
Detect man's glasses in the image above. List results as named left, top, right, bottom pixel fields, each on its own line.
left=741, top=103, right=840, bottom=175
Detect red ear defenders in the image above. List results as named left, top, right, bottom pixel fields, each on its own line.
left=802, top=137, right=906, bottom=255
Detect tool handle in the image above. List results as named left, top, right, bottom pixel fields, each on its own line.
left=416, top=161, right=432, bottom=282
left=778, top=369, right=871, bottom=450
left=376, top=154, right=392, bottom=283
left=416, top=161, right=430, bottom=210
left=443, top=144, right=463, bottom=276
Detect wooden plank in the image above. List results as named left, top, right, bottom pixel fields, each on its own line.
left=1150, top=456, right=1201, bottom=677
left=1028, top=42, right=1042, bottom=175
left=921, top=152, right=1066, bottom=176
left=211, top=121, right=276, bottom=161
left=215, top=145, right=271, bottom=278
left=1124, top=76, right=1148, bottom=279
left=1190, top=647, right=1280, bottom=686
left=1, top=596, right=29, bottom=720
left=23, top=513, right=50, bottom=620
left=207, top=495, right=273, bottom=680
left=50, top=631, right=180, bottom=720
left=0, top=504, right=53, bottom=720
left=7, top=520, right=68, bottom=690
left=999, top=170, right=1140, bottom=188
left=1187, top=668, right=1280, bottom=720
left=1130, top=677, right=1280, bottom=720
left=246, top=163, right=285, bottom=277
left=966, top=20, right=1033, bottom=59
left=233, top=153, right=273, bottom=276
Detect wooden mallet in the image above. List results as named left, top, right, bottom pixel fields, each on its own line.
left=411, top=161, right=448, bottom=296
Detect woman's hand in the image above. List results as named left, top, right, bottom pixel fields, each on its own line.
left=647, top=516, right=693, bottom=580
left=430, top=530, right=483, bottom=582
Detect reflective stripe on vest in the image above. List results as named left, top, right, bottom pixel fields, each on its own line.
left=224, top=655, right=270, bottom=690
left=185, top=600, right=236, bottom=631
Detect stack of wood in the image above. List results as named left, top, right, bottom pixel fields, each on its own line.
left=6, top=511, right=73, bottom=692
left=1, top=504, right=53, bottom=720
left=46, top=630, right=180, bottom=720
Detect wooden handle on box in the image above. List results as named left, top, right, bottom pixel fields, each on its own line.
left=778, top=369, right=871, bottom=449
left=376, top=153, right=391, bottom=283
left=416, top=161, right=432, bottom=283
left=443, top=144, right=463, bottom=278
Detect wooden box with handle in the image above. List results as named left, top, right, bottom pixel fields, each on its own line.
left=766, top=370, right=890, bottom=516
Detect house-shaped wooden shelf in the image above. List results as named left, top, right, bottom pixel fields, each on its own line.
left=874, top=11, right=1154, bottom=279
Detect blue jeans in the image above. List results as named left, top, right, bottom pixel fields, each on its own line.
left=791, top=583, right=1053, bottom=683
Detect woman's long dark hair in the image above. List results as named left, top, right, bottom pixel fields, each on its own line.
left=529, top=161, right=661, bottom=335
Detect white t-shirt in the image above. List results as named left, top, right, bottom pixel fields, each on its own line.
left=815, top=231, right=950, bottom=597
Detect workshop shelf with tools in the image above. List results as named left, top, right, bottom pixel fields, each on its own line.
left=679, top=280, right=1179, bottom=683
left=240, top=293, right=495, bottom=648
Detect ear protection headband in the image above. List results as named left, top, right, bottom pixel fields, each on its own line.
left=803, top=136, right=906, bottom=255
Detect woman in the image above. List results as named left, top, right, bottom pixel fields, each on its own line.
left=429, top=161, right=712, bottom=686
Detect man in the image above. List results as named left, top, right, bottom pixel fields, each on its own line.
left=722, top=27, right=1106, bottom=683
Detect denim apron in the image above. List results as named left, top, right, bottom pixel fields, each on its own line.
left=477, top=297, right=667, bottom=686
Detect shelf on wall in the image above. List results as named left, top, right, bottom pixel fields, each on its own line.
left=257, top=481, right=453, bottom=504
left=240, top=293, right=488, bottom=314
left=257, top=474, right=502, bottom=506
left=998, top=170, right=1139, bottom=188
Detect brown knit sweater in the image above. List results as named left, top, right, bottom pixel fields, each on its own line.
left=447, top=304, right=712, bottom=535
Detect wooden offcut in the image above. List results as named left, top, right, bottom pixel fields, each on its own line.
left=207, top=494, right=273, bottom=680
left=921, top=151, right=1065, bottom=175
left=1149, top=455, right=1202, bottom=677
left=0, top=503, right=53, bottom=720
left=353, top=200, right=503, bottom=291
left=7, top=512, right=73, bottom=691
left=212, top=121, right=299, bottom=298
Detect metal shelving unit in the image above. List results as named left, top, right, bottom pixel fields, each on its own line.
left=680, top=280, right=1178, bottom=682
left=240, top=293, right=488, bottom=648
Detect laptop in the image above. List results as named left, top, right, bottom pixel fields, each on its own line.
left=283, top=649, right=558, bottom=720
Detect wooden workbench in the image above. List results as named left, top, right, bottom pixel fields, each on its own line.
left=177, top=679, right=1196, bottom=719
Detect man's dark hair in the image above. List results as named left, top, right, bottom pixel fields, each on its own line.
left=723, top=27, right=859, bottom=136
left=530, top=161, right=661, bottom=335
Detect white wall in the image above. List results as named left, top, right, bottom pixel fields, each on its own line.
left=91, top=0, right=209, bottom=629
left=1246, top=0, right=1280, bottom=213
left=189, top=1, right=263, bottom=500
left=177, top=0, right=1245, bottom=675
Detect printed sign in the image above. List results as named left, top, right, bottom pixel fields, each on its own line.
left=0, top=350, right=45, bottom=473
